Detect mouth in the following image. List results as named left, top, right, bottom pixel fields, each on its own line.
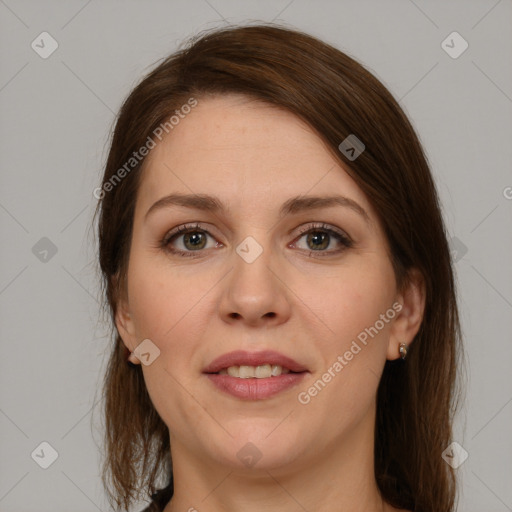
left=216, top=363, right=294, bottom=378
left=203, top=350, right=309, bottom=400
left=203, top=349, right=308, bottom=375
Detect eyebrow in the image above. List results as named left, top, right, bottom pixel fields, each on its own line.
left=144, top=192, right=371, bottom=225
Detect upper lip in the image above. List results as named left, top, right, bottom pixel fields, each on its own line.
left=203, top=350, right=308, bottom=374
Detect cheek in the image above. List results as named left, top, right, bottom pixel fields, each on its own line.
left=127, top=252, right=211, bottom=342
left=293, top=270, right=393, bottom=445
left=294, top=256, right=396, bottom=351
left=126, top=256, right=213, bottom=431
left=299, top=260, right=395, bottom=415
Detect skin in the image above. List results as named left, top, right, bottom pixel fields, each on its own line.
left=115, top=94, right=425, bottom=512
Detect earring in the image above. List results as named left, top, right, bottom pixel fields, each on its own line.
left=127, top=352, right=140, bottom=365
left=124, top=346, right=140, bottom=367
left=399, top=342, right=408, bottom=360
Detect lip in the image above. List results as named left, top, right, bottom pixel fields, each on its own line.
left=203, top=350, right=309, bottom=401
left=202, top=350, right=308, bottom=374
left=205, top=372, right=307, bottom=400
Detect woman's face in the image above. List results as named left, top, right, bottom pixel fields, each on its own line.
left=116, top=94, right=414, bottom=473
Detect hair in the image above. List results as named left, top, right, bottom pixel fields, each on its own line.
left=93, top=23, right=465, bottom=512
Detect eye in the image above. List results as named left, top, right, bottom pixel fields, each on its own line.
left=292, top=223, right=353, bottom=256
left=161, top=223, right=220, bottom=257
left=160, top=222, right=353, bottom=258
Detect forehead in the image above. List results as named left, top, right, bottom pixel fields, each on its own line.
left=136, top=94, right=373, bottom=218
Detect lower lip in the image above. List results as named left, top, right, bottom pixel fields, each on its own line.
left=205, top=373, right=307, bottom=400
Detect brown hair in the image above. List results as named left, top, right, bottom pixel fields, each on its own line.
left=93, top=23, right=465, bottom=512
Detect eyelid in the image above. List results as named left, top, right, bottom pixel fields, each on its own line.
left=162, top=222, right=213, bottom=245
left=290, top=222, right=353, bottom=255
left=295, top=222, right=351, bottom=241
left=161, top=221, right=353, bottom=257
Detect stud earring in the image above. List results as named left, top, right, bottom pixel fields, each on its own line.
left=124, top=346, right=140, bottom=367
left=127, top=352, right=140, bottom=365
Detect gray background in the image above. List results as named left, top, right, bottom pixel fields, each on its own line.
left=1, top=0, right=511, bottom=511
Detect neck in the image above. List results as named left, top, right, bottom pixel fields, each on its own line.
left=164, top=407, right=391, bottom=512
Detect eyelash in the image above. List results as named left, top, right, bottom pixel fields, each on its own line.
left=160, top=222, right=353, bottom=258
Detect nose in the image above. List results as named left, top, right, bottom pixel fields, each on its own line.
left=218, top=241, right=292, bottom=328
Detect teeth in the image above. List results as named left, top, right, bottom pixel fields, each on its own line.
left=255, top=364, right=272, bottom=378
left=220, top=364, right=291, bottom=378
left=271, top=364, right=283, bottom=376
left=227, top=366, right=240, bottom=377
left=239, top=365, right=254, bottom=378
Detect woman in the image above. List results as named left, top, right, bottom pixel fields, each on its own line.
left=94, top=24, right=464, bottom=512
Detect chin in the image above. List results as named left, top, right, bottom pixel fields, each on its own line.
left=204, top=420, right=306, bottom=471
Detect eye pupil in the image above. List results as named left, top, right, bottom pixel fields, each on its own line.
left=307, top=231, right=329, bottom=250
left=164, top=224, right=348, bottom=257
left=184, top=232, right=206, bottom=250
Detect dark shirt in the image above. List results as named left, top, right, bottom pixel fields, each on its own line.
left=139, top=478, right=173, bottom=512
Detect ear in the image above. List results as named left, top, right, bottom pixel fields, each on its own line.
left=112, top=274, right=140, bottom=365
left=387, top=268, right=426, bottom=360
